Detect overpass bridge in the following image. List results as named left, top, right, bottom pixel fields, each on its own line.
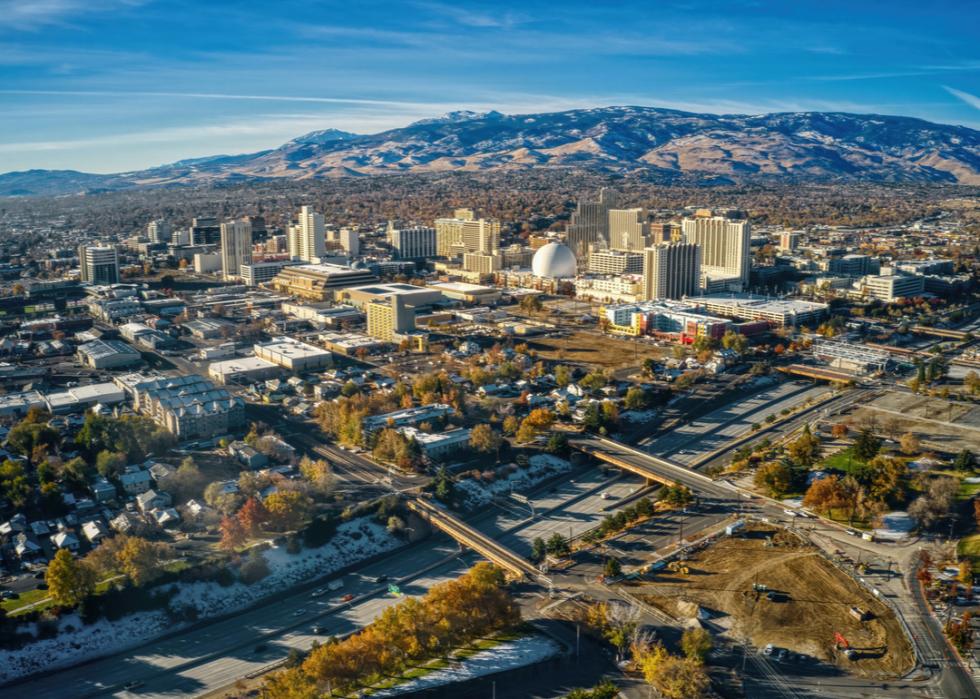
left=407, top=498, right=541, bottom=581
left=568, top=435, right=733, bottom=500
left=911, top=325, right=971, bottom=341
left=778, top=364, right=864, bottom=383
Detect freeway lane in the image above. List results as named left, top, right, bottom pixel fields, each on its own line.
left=646, top=382, right=830, bottom=465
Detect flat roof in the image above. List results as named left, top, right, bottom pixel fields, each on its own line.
left=209, top=356, right=279, bottom=374
left=429, top=281, right=497, bottom=293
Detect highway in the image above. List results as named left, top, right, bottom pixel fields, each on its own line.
left=0, top=465, right=630, bottom=699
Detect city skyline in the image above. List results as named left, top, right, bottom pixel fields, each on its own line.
left=0, top=0, right=978, bottom=173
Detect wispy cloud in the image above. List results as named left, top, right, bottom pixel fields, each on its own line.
left=0, top=0, right=146, bottom=31
left=944, top=86, right=980, bottom=111
left=417, top=1, right=531, bottom=29
left=0, top=89, right=438, bottom=109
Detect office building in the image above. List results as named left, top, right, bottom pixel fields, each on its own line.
left=271, top=263, right=379, bottom=301
left=566, top=188, right=618, bottom=255
left=588, top=249, right=644, bottom=276
left=856, top=274, right=925, bottom=302
left=366, top=295, right=416, bottom=342
left=288, top=206, right=326, bottom=262
left=435, top=208, right=474, bottom=257
left=828, top=254, right=877, bottom=277
left=193, top=252, right=222, bottom=274
left=147, top=219, right=170, bottom=244
left=650, top=222, right=681, bottom=244
left=254, top=336, right=333, bottom=371
left=240, top=260, right=300, bottom=287
left=691, top=295, right=827, bottom=328
left=391, top=226, right=436, bottom=259
left=642, top=243, right=701, bottom=301
left=462, top=252, right=502, bottom=274
left=435, top=210, right=500, bottom=258
left=779, top=231, right=800, bottom=252
left=681, top=216, right=751, bottom=290
left=338, top=228, right=359, bottom=257
left=220, top=218, right=252, bottom=280
left=608, top=208, right=650, bottom=251
left=78, top=245, right=120, bottom=285
left=190, top=217, right=221, bottom=246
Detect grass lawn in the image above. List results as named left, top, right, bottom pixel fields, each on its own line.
left=958, top=534, right=980, bottom=573
left=821, top=446, right=867, bottom=474
left=1, top=587, right=52, bottom=615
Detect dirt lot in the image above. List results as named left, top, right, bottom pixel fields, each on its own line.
left=850, top=391, right=980, bottom=453
left=626, top=524, right=914, bottom=679
left=527, top=331, right=666, bottom=371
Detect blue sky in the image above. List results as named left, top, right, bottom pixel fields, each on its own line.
left=1, top=0, right=978, bottom=173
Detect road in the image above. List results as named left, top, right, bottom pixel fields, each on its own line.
left=643, top=381, right=829, bottom=464
left=0, top=465, right=629, bottom=699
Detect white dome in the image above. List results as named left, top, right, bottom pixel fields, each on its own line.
left=531, top=242, right=577, bottom=278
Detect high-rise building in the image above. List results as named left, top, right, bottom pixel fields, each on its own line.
left=248, top=215, right=268, bottom=242
left=78, top=245, right=120, bottom=285
left=366, top=295, right=415, bottom=342
left=779, top=231, right=800, bottom=252
left=434, top=211, right=499, bottom=257
left=608, top=208, right=650, bottom=251
left=462, top=252, right=502, bottom=274
left=339, top=228, right=359, bottom=257
left=681, top=216, right=751, bottom=290
left=288, top=206, right=326, bottom=262
left=588, top=250, right=644, bottom=276
left=642, top=243, right=700, bottom=301
left=147, top=219, right=170, bottom=244
left=650, top=222, right=681, bottom=244
left=566, top=188, right=618, bottom=255
left=190, top=217, right=221, bottom=246
left=391, top=226, right=436, bottom=259
left=220, top=218, right=252, bottom=280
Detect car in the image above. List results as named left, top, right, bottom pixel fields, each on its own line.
left=292, top=608, right=306, bottom=617
left=375, top=575, right=389, bottom=584
left=1, top=590, right=18, bottom=600
left=123, top=680, right=143, bottom=691
left=311, top=588, right=326, bottom=598
left=340, top=593, right=355, bottom=602
left=312, top=624, right=327, bottom=634
left=600, top=492, right=611, bottom=500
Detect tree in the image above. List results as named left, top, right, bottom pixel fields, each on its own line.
left=899, top=432, right=920, bottom=456
left=954, top=449, right=976, bottom=472
left=502, top=415, right=519, bottom=436
left=433, top=466, right=455, bottom=502
left=299, top=457, right=334, bottom=496
left=240, top=548, right=271, bottom=584
left=117, top=536, right=171, bottom=586
left=909, top=477, right=958, bottom=529
left=546, top=532, right=570, bottom=557
left=545, top=432, right=569, bottom=455
left=853, top=428, right=882, bottom=462
left=265, top=491, right=314, bottom=530
left=624, top=386, right=649, bottom=410
left=219, top=515, right=247, bottom=550
left=603, top=557, right=622, bottom=578
left=641, top=648, right=710, bottom=699
left=721, top=330, right=749, bottom=355
left=238, top=496, right=270, bottom=535
left=46, top=548, right=95, bottom=607
left=662, top=484, right=694, bottom=507
left=681, top=627, right=713, bottom=662
left=6, top=420, right=60, bottom=462
left=95, top=450, right=128, bottom=479
left=786, top=425, right=822, bottom=468
left=469, top=424, right=502, bottom=455
left=803, top=475, right=849, bottom=515
left=530, top=537, right=547, bottom=563
left=163, top=456, right=207, bottom=502
left=554, top=364, right=573, bottom=387
left=0, top=460, right=31, bottom=509
left=204, top=480, right=243, bottom=515
left=831, top=422, right=849, bottom=439
left=520, top=294, right=543, bottom=314
left=754, top=461, right=793, bottom=497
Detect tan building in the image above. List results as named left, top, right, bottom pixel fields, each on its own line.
left=681, top=216, right=751, bottom=291
left=642, top=243, right=701, bottom=301
left=220, top=218, right=252, bottom=280
left=608, top=208, right=650, bottom=251
left=287, top=206, right=326, bottom=262
left=435, top=210, right=500, bottom=257
left=366, top=295, right=415, bottom=342
left=271, top=263, right=378, bottom=301
left=462, top=251, right=502, bottom=274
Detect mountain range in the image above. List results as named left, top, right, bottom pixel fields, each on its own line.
left=3, top=106, right=980, bottom=196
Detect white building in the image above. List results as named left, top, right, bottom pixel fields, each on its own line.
left=391, top=226, right=437, bottom=259
left=254, top=336, right=333, bottom=371
left=78, top=245, right=120, bottom=285
left=855, top=274, right=925, bottom=302
left=288, top=206, right=326, bottom=262
left=240, top=260, right=300, bottom=287
left=220, top=218, right=253, bottom=280
left=339, top=228, right=359, bottom=256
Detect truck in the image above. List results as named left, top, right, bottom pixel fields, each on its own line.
left=725, top=520, right=746, bottom=537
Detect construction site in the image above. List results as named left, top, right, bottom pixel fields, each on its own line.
left=624, top=523, right=915, bottom=679
left=527, top=330, right=666, bottom=370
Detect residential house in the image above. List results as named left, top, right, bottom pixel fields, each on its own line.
left=14, top=533, right=42, bottom=558
left=52, top=530, right=80, bottom=551
left=136, top=489, right=172, bottom=513
left=82, top=520, right=110, bottom=544
left=119, top=468, right=152, bottom=495
left=91, top=478, right=117, bottom=503
left=229, top=441, right=268, bottom=469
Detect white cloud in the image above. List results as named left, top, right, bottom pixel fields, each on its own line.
left=944, top=86, right=980, bottom=111
left=0, top=0, right=146, bottom=31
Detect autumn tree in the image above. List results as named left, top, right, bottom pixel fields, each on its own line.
left=46, top=548, right=96, bottom=607
left=469, top=424, right=502, bottom=456
left=299, top=457, right=334, bottom=496
left=681, top=627, right=713, bottom=662
left=900, top=432, right=920, bottom=456
left=238, top=496, right=270, bottom=535
left=831, top=423, right=849, bottom=439
left=219, top=515, right=247, bottom=550
left=786, top=425, right=822, bottom=468
left=265, top=491, right=314, bottom=530
left=754, top=461, right=793, bottom=497
left=853, top=428, right=882, bottom=462
left=803, top=475, right=849, bottom=515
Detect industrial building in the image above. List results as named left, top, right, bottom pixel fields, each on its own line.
left=254, top=337, right=333, bottom=371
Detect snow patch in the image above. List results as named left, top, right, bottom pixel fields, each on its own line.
left=373, top=635, right=561, bottom=697
left=0, top=518, right=400, bottom=684
left=622, top=409, right=657, bottom=423
left=455, top=454, right=572, bottom=510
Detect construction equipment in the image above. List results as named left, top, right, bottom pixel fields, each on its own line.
left=834, top=631, right=857, bottom=659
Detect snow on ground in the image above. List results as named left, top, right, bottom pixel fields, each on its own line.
left=622, top=409, right=657, bottom=423
left=455, top=454, right=572, bottom=510
left=372, top=635, right=561, bottom=697
left=0, top=517, right=400, bottom=684
left=873, top=511, right=915, bottom=541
